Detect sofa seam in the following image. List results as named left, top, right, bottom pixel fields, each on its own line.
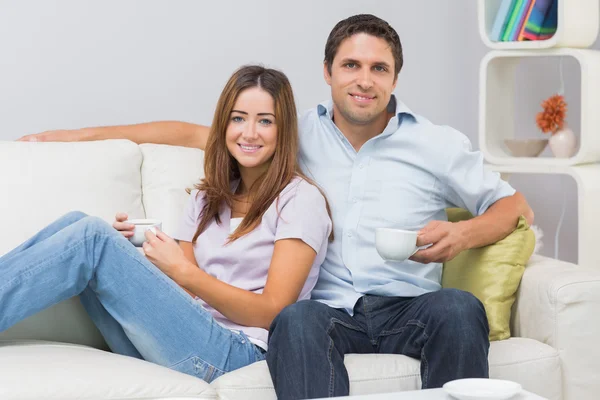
left=491, top=354, right=560, bottom=368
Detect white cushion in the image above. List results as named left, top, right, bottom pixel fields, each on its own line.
left=489, top=338, right=561, bottom=400
left=211, top=337, right=559, bottom=400
left=0, top=341, right=216, bottom=400
left=0, top=140, right=145, bottom=348
left=139, top=144, right=204, bottom=236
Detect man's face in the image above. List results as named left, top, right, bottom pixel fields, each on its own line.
left=324, top=33, right=397, bottom=126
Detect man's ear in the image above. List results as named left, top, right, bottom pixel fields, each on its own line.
left=323, top=62, right=332, bottom=86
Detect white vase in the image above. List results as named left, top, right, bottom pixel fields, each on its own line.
left=548, top=127, right=577, bottom=158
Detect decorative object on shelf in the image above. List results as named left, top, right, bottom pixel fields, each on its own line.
left=536, top=94, right=577, bottom=158
left=503, top=138, right=548, bottom=157
left=548, top=126, right=577, bottom=158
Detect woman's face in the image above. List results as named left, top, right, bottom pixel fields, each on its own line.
left=226, top=87, right=277, bottom=172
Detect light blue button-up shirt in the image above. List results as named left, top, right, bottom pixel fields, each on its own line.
left=299, top=95, right=516, bottom=315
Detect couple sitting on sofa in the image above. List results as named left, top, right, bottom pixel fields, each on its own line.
left=5, top=14, right=534, bottom=400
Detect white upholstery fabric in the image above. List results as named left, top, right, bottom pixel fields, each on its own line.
left=512, top=255, right=600, bottom=400
left=0, top=341, right=215, bottom=400
left=211, top=337, right=560, bottom=400
left=139, top=144, right=204, bottom=237
left=0, top=140, right=145, bottom=348
left=0, top=140, right=145, bottom=254
left=489, top=338, right=561, bottom=400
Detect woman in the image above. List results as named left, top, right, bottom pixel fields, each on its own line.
left=0, top=65, right=333, bottom=382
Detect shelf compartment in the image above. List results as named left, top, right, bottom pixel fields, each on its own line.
left=479, top=49, right=600, bottom=166
left=486, top=163, right=600, bottom=267
left=478, top=0, right=599, bottom=50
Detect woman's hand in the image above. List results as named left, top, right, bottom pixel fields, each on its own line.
left=142, top=229, right=192, bottom=282
left=112, top=212, right=134, bottom=239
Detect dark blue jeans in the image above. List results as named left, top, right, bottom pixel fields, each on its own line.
left=267, top=288, right=489, bottom=399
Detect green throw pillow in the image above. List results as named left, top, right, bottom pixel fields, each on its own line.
left=442, top=208, right=535, bottom=341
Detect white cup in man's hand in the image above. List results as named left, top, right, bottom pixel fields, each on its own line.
left=375, top=228, right=423, bottom=262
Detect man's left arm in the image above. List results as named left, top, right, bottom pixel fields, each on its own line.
left=410, top=130, right=534, bottom=264
left=463, top=191, right=534, bottom=248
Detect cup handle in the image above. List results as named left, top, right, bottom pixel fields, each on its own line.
left=411, top=245, right=430, bottom=256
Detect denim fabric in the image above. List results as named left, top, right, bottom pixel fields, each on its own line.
left=267, top=290, right=489, bottom=399
left=0, top=211, right=265, bottom=382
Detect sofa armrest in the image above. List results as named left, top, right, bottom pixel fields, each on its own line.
left=511, top=255, right=600, bottom=400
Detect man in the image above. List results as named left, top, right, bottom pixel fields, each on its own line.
left=20, top=14, right=533, bottom=399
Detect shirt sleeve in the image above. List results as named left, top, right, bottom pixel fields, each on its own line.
left=442, top=128, right=516, bottom=216
left=275, top=180, right=332, bottom=254
left=173, top=189, right=203, bottom=242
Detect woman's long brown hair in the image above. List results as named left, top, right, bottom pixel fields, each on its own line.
left=191, top=65, right=333, bottom=243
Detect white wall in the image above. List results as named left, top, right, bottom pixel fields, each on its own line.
left=1, top=0, right=597, bottom=264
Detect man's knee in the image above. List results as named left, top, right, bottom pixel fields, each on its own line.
left=269, top=300, right=331, bottom=341
left=431, top=289, right=488, bottom=336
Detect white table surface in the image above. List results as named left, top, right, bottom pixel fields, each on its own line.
left=318, top=388, right=547, bottom=400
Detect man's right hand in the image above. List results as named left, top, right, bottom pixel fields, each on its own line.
left=113, top=212, right=135, bottom=238
left=17, top=129, right=85, bottom=142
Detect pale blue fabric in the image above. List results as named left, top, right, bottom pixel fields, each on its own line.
left=299, top=96, right=516, bottom=315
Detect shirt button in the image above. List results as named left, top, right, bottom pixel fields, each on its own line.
left=359, top=164, right=364, bottom=169
left=347, top=231, right=353, bottom=238
left=353, top=197, right=358, bottom=203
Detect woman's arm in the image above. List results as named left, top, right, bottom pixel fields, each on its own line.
left=177, top=239, right=317, bottom=330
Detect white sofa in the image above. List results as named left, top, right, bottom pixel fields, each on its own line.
left=1, top=140, right=599, bottom=400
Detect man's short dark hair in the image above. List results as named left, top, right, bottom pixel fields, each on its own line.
left=324, top=14, right=403, bottom=77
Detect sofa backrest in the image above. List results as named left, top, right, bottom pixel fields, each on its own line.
left=0, top=140, right=205, bottom=348
left=139, top=143, right=204, bottom=236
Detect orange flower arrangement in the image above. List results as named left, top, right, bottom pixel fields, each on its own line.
left=536, top=94, right=567, bottom=134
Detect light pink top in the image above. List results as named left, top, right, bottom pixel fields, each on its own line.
left=173, top=177, right=332, bottom=349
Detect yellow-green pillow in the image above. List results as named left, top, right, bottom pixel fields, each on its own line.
left=442, top=208, right=535, bottom=341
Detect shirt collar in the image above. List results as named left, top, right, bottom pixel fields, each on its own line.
left=316, top=94, right=415, bottom=123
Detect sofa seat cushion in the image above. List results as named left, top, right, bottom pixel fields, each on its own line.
left=0, top=340, right=216, bottom=400
left=211, top=337, right=560, bottom=400
left=489, top=337, right=561, bottom=400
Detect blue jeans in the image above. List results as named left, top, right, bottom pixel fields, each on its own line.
left=0, top=211, right=265, bottom=382
left=267, top=291, right=489, bottom=399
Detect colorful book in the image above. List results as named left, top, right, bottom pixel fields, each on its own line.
left=518, top=0, right=537, bottom=40
left=511, top=0, right=535, bottom=41
left=508, top=0, right=531, bottom=41
left=539, top=0, right=558, bottom=39
left=501, top=0, right=525, bottom=41
left=491, top=0, right=517, bottom=41
left=521, top=0, right=556, bottom=40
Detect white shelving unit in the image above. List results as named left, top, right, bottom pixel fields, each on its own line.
left=478, top=1, right=600, bottom=267
left=478, top=0, right=599, bottom=50
left=479, top=48, right=600, bottom=166
left=486, top=164, right=600, bottom=267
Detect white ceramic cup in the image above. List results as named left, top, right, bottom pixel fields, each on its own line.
left=375, top=228, right=421, bottom=262
left=126, top=219, right=162, bottom=247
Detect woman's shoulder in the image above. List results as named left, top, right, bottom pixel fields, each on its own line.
left=186, top=188, right=208, bottom=208
left=279, top=176, right=326, bottom=205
